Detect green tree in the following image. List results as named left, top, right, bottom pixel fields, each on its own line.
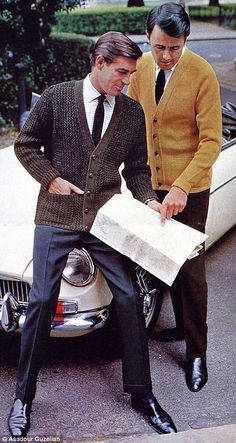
left=0, top=0, right=80, bottom=125
left=0, top=1, right=80, bottom=54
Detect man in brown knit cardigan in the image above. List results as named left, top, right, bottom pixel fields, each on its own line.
left=8, top=32, right=177, bottom=437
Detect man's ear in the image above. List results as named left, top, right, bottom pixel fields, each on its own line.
left=146, top=31, right=150, bottom=43
left=95, top=55, right=105, bottom=70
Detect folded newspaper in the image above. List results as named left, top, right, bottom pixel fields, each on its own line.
left=91, top=194, right=208, bottom=286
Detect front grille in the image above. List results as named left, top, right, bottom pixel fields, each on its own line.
left=0, top=279, right=30, bottom=305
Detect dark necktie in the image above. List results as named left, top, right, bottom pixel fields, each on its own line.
left=92, top=95, right=105, bottom=146
left=155, top=69, right=165, bottom=105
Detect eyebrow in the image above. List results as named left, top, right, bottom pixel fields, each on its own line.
left=115, top=67, right=136, bottom=74
left=155, top=44, right=182, bottom=49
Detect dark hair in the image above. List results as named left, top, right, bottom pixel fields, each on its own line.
left=147, top=2, right=190, bottom=38
left=90, top=31, right=142, bottom=66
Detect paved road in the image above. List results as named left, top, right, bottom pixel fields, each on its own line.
left=0, top=227, right=235, bottom=440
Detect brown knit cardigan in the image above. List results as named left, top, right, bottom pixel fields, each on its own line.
left=14, top=80, right=157, bottom=231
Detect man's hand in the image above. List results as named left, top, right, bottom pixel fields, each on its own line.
left=48, top=177, right=84, bottom=195
left=160, top=186, right=187, bottom=225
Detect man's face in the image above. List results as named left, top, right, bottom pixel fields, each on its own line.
left=147, top=25, right=185, bottom=70
left=92, top=55, right=137, bottom=96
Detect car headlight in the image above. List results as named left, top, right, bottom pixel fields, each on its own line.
left=62, top=248, right=96, bottom=286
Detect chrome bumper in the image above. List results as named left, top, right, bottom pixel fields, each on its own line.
left=50, top=308, right=109, bottom=337
left=0, top=293, right=109, bottom=338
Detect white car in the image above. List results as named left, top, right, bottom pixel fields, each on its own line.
left=0, top=105, right=235, bottom=337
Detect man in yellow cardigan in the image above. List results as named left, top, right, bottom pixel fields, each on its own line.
left=127, top=2, right=222, bottom=392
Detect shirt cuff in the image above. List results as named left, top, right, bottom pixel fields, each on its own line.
left=144, top=198, right=159, bottom=205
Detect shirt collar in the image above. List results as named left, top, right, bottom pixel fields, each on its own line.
left=83, top=74, right=115, bottom=107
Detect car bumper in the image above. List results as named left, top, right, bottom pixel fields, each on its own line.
left=50, top=308, right=109, bottom=337
left=0, top=292, right=109, bottom=338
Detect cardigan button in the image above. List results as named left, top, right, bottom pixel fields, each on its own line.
left=155, top=151, right=158, bottom=156
left=84, top=208, right=89, bottom=213
left=89, top=172, right=93, bottom=178
left=84, top=226, right=89, bottom=231
left=153, top=118, right=157, bottom=123
left=153, top=134, right=157, bottom=139
left=86, top=190, right=91, bottom=196
left=91, top=154, right=96, bottom=160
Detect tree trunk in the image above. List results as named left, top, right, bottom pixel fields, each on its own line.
left=127, top=0, right=145, bottom=7
left=209, top=0, right=220, bottom=6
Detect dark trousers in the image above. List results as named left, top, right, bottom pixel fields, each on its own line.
left=16, top=226, right=152, bottom=403
left=156, top=189, right=210, bottom=359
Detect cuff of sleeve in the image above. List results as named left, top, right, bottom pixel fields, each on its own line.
left=41, top=171, right=61, bottom=190
left=172, top=179, right=191, bottom=195
left=144, top=198, right=159, bottom=205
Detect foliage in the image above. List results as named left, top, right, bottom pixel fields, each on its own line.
left=0, top=48, right=32, bottom=125
left=54, top=6, right=151, bottom=35
left=0, top=32, right=93, bottom=126
left=32, top=32, right=94, bottom=92
left=0, top=1, right=81, bottom=50
left=0, top=1, right=90, bottom=126
left=0, top=114, right=6, bottom=129
left=0, top=2, right=24, bottom=51
left=189, top=4, right=236, bottom=29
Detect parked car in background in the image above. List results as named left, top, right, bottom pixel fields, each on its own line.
left=0, top=103, right=236, bottom=338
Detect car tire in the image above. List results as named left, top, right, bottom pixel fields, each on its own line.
left=135, top=265, right=164, bottom=336
left=145, top=290, right=164, bottom=336
left=103, top=266, right=164, bottom=343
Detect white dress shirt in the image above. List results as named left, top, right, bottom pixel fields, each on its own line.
left=83, top=74, right=116, bottom=138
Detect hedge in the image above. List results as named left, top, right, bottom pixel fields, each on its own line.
left=32, top=32, right=94, bottom=91
left=54, top=6, right=151, bottom=36
left=0, top=32, right=94, bottom=126
left=189, top=4, right=236, bottom=29
left=55, top=4, right=236, bottom=35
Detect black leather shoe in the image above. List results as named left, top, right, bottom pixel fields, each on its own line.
left=8, top=398, right=31, bottom=437
left=152, top=327, right=185, bottom=342
left=131, top=394, right=177, bottom=434
left=186, top=357, right=208, bottom=392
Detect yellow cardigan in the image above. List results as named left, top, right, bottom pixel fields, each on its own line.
left=127, top=48, right=222, bottom=194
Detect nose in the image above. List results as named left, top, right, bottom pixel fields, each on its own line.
left=162, top=49, right=171, bottom=60
left=123, top=73, right=131, bottom=85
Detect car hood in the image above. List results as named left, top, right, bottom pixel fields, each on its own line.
left=210, top=140, right=236, bottom=193
left=0, top=146, right=38, bottom=279
left=0, top=225, right=34, bottom=279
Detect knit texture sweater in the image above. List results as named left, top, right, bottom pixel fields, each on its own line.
left=14, top=80, right=157, bottom=231
left=127, top=49, right=222, bottom=194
